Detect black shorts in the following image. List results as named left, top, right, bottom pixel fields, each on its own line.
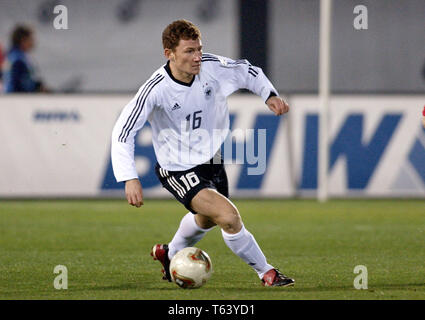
left=155, top=160, right=229, bottom=214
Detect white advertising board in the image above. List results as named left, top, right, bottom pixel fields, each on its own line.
left=0, top=94, right=424, bottom=198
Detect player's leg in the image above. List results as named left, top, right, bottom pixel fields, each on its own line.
left=152, top=162, right=294, bottom=286
left=191, top=188, right=294, bottom=286
left=191, top=189, right=272, bottom=275
left=154, top=210, right=216, bottom=281
left=152, top=214, right=213, bottom=282
left=166, top=164, right=220, bottom=259
left=163, top=161, right=229, bottom=259
left=167, top=160, right=231, bottom=257
left=167, top=212, right=216, bottom=259
left=151, top=163, right=217, bottom=281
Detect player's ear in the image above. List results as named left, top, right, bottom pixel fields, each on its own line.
left=164, top=48, right=174, bottom=61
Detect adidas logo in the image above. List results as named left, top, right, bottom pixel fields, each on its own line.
left=172, top=103, right=181, bottom=111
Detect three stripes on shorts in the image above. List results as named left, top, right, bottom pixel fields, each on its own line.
left=159, top=167, right=200, bottom=198
left=159, top=167, right=186, bottom=198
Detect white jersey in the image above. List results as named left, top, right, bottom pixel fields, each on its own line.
left=111, top=53, right=278, bottom=182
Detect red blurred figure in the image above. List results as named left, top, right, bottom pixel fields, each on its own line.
left=0, top=42, right=5, bottom=92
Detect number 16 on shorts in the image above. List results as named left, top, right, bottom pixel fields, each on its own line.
left=179, top=172, right=200, bottom=191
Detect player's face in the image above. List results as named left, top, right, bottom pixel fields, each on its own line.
left=171, top=38, right=203, bottom=78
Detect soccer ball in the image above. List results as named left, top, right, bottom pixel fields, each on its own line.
left=169, top=247, right=213, bottom=289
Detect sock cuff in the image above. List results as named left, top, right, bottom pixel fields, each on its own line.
left=199, top=225, right=215, bottom=232
left=221, top=224, right=246, bottom=240
left=189, top=212, right=215, bottom=233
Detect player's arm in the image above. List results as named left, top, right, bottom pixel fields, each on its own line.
left=111, top=76, right=161, bottom=208
left=212, top=54, right=289, bottom=116
left=111, top=92, right=147, bottom=208
left=242, top=62, right=289, bottom=116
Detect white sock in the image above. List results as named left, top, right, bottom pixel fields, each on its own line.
left=222, top=225, right=274, bottom=279
left=168, top=212, right=214, bottom=260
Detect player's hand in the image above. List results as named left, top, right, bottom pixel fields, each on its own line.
left=266, top=96, right=289, bottom=116
left=125, top=178, right=144, bottom=208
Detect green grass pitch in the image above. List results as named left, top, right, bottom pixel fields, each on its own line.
left=1, top=199, right=424, bottom=300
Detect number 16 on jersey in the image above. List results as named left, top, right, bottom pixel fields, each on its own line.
left=186, top=110, right=202, bottom=130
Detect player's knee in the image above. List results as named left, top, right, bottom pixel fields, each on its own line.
left=217, top=207, right=242, bottom=234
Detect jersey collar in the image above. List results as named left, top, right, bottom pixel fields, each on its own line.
left=164, top=61, right=195, bottom=87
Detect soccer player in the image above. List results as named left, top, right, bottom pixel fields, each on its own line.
left=111, top=19, right=294, bottom=287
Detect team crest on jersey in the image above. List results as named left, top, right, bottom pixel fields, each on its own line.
left=204, top=85, right=213, bottom=100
